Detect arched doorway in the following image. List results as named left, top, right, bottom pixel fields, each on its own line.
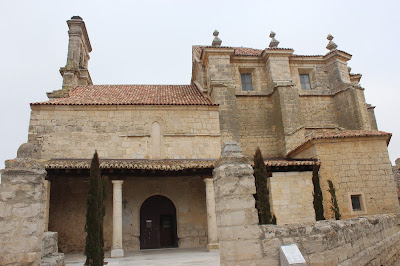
left=140, top=195, right=178, bottom=249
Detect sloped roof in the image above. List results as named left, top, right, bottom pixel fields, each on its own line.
left=287, top=130, right=392, bottom=156
left=45, top=159, right=216, bottom=171
left=234, top=47, right=264, bottom=56
left=45, top=158, right=319, bottom=170
left=31, top=85, right=216, bottom=106
left=198, top=46, right=294, bottom=57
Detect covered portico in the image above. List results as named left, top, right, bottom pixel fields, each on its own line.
left=45, top=158, right=219, bottom=255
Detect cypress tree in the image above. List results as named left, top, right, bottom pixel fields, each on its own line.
left=85, top=151, right=107, bottom=266
left=327, top=180, right=341, bottom=220
left=254, top=147, right=276, bottom=224
left=312, top=165, right=325, bottom=221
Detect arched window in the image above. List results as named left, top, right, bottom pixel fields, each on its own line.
left=151, top=122, right=161, bottom=159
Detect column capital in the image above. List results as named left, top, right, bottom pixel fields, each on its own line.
left=112, top=180, right=124, bottom=186
left=203, top=177, right=214, bottom=185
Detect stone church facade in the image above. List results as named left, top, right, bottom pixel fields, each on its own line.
left=1, top=16, right=400, bottom=265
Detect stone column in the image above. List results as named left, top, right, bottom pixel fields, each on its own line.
left=203, top=178, right=219, bottom=251
left=111, top=180, right=124, bottom=257
left=213, top=141, right=264, bottom=265
left=44, top=180, right=51, bottom=232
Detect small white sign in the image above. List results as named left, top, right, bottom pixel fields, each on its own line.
left=280, top=244, right=306, bottom=266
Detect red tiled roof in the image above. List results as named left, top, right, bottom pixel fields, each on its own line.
left=45, top=158, right=318, bottom=170
left=264, top=159, right=319, bottom=167
left=31, top=85, right=216, bottom=106
left=234, top=47, right=264, bottom=56
left=291, top=54, right=323, bottom=58
left=45, top=159, right=216, bottom=171
left=287, top=130, right=392, bottom=156
left=200, top=46, right=293, bottom=57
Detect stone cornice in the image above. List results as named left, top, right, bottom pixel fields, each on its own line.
left=323, top=49, right=352, bottom=62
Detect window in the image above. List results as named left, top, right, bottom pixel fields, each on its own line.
left=351, top=195, right=362, bottom=211
left=241, top=73, right=253, bottom=91
left=299, top=74, right=311, bottom=90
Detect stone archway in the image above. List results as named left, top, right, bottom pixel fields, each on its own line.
left=140, top=195, right=178, bottom=249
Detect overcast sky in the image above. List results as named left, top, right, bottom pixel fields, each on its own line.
left=1, top=0, right=399, bottom=170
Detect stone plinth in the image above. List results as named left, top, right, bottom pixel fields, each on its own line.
left=213, top=141, right=264, bottom=265
left=0, top=158, right=47, bottom=265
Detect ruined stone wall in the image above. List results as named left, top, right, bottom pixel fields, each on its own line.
left=236, top=96, right=279, bottom=158
left=293, top=137, right=400, bottom=219
left=261, top=214, right=400, bottom=266
left=29, top=105, right=220, bottom=160
left=268, top=171, right=315, bottom=225
left=48, top=175, right=207, bottom=253
left=0, top=159, right=46, bottom=265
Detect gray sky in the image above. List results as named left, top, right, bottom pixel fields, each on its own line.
left=1, top=0, right=399, bottom=170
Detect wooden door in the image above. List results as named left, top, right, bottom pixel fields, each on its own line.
left=140, top=195, right=177, bottom=249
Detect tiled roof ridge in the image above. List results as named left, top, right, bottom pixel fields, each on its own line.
left=199, top=45, right=351, bottom=58
left=31, top=84, right=217, bottom=106
left=287, top=130, right=392, bottom=156
left=291, top=54, right=323, bottom=58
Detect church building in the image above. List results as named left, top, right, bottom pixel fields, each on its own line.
left=2, top=16, right=399, bottom=263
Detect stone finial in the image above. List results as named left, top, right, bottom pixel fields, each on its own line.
left=326, top=34, right=338, bottom=51
left=212, top=30, right=222, bottom=47
left=269, top=31, right=280, bottom=48
left=347, top=66, right=352, bottom=73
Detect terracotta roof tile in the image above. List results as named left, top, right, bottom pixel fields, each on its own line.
left=287, top=130, right=392, bottom=156
left=234, top=47, right=264, bottom=56
left=31, top=85, right=216, bottom=106
left=45, top=158, right=318, bottom=170
left=199, top=46, right=293, bottom=57
left=264, top=159, right=319, bottom=167
left=45, top=159, right=216, bottom=171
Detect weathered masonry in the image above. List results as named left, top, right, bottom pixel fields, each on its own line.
left=0, top=16, right=399, bottom=266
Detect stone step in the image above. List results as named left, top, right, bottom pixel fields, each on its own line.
left=41, top=253, right=65, bottom=266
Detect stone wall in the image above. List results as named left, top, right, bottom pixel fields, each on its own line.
left=261, top=214, right=400, bottom=266
left=230, top=60, right=270, bottom=94
left=292, top=137, right=400, bottom=219
left=29, top=105, right=220, bottom=160
left=214, top=142, right=400, bottom=266
left=299, top=96, right=338, bottom=129
left=236, top=96, right=278, bottom=158
left=0, top=158, right=46, bottom=265
left=48, top=175, right=207, bottom=253
left=269, top=171, right=315, bottom=225
left=289, top=61, right=331, bottom=94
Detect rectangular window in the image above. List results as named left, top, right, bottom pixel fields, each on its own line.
left=300, top=74, right=311, bottom=90
left=351, top=195, right=362, bottom=211
left=241, top=73, right=253, bottom=91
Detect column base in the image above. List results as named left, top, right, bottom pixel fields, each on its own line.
left=207, top=243, right=219, bottom=252
left=111, top=249, right=124, bottom=258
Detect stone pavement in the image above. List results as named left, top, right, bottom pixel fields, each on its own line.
left=65, top=248, right=220, bottom=266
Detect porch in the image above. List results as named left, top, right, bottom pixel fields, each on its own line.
left=64, top=248, right=220, bottom=266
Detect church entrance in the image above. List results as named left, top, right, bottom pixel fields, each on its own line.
left=140, top=195, right=178, bottom=249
